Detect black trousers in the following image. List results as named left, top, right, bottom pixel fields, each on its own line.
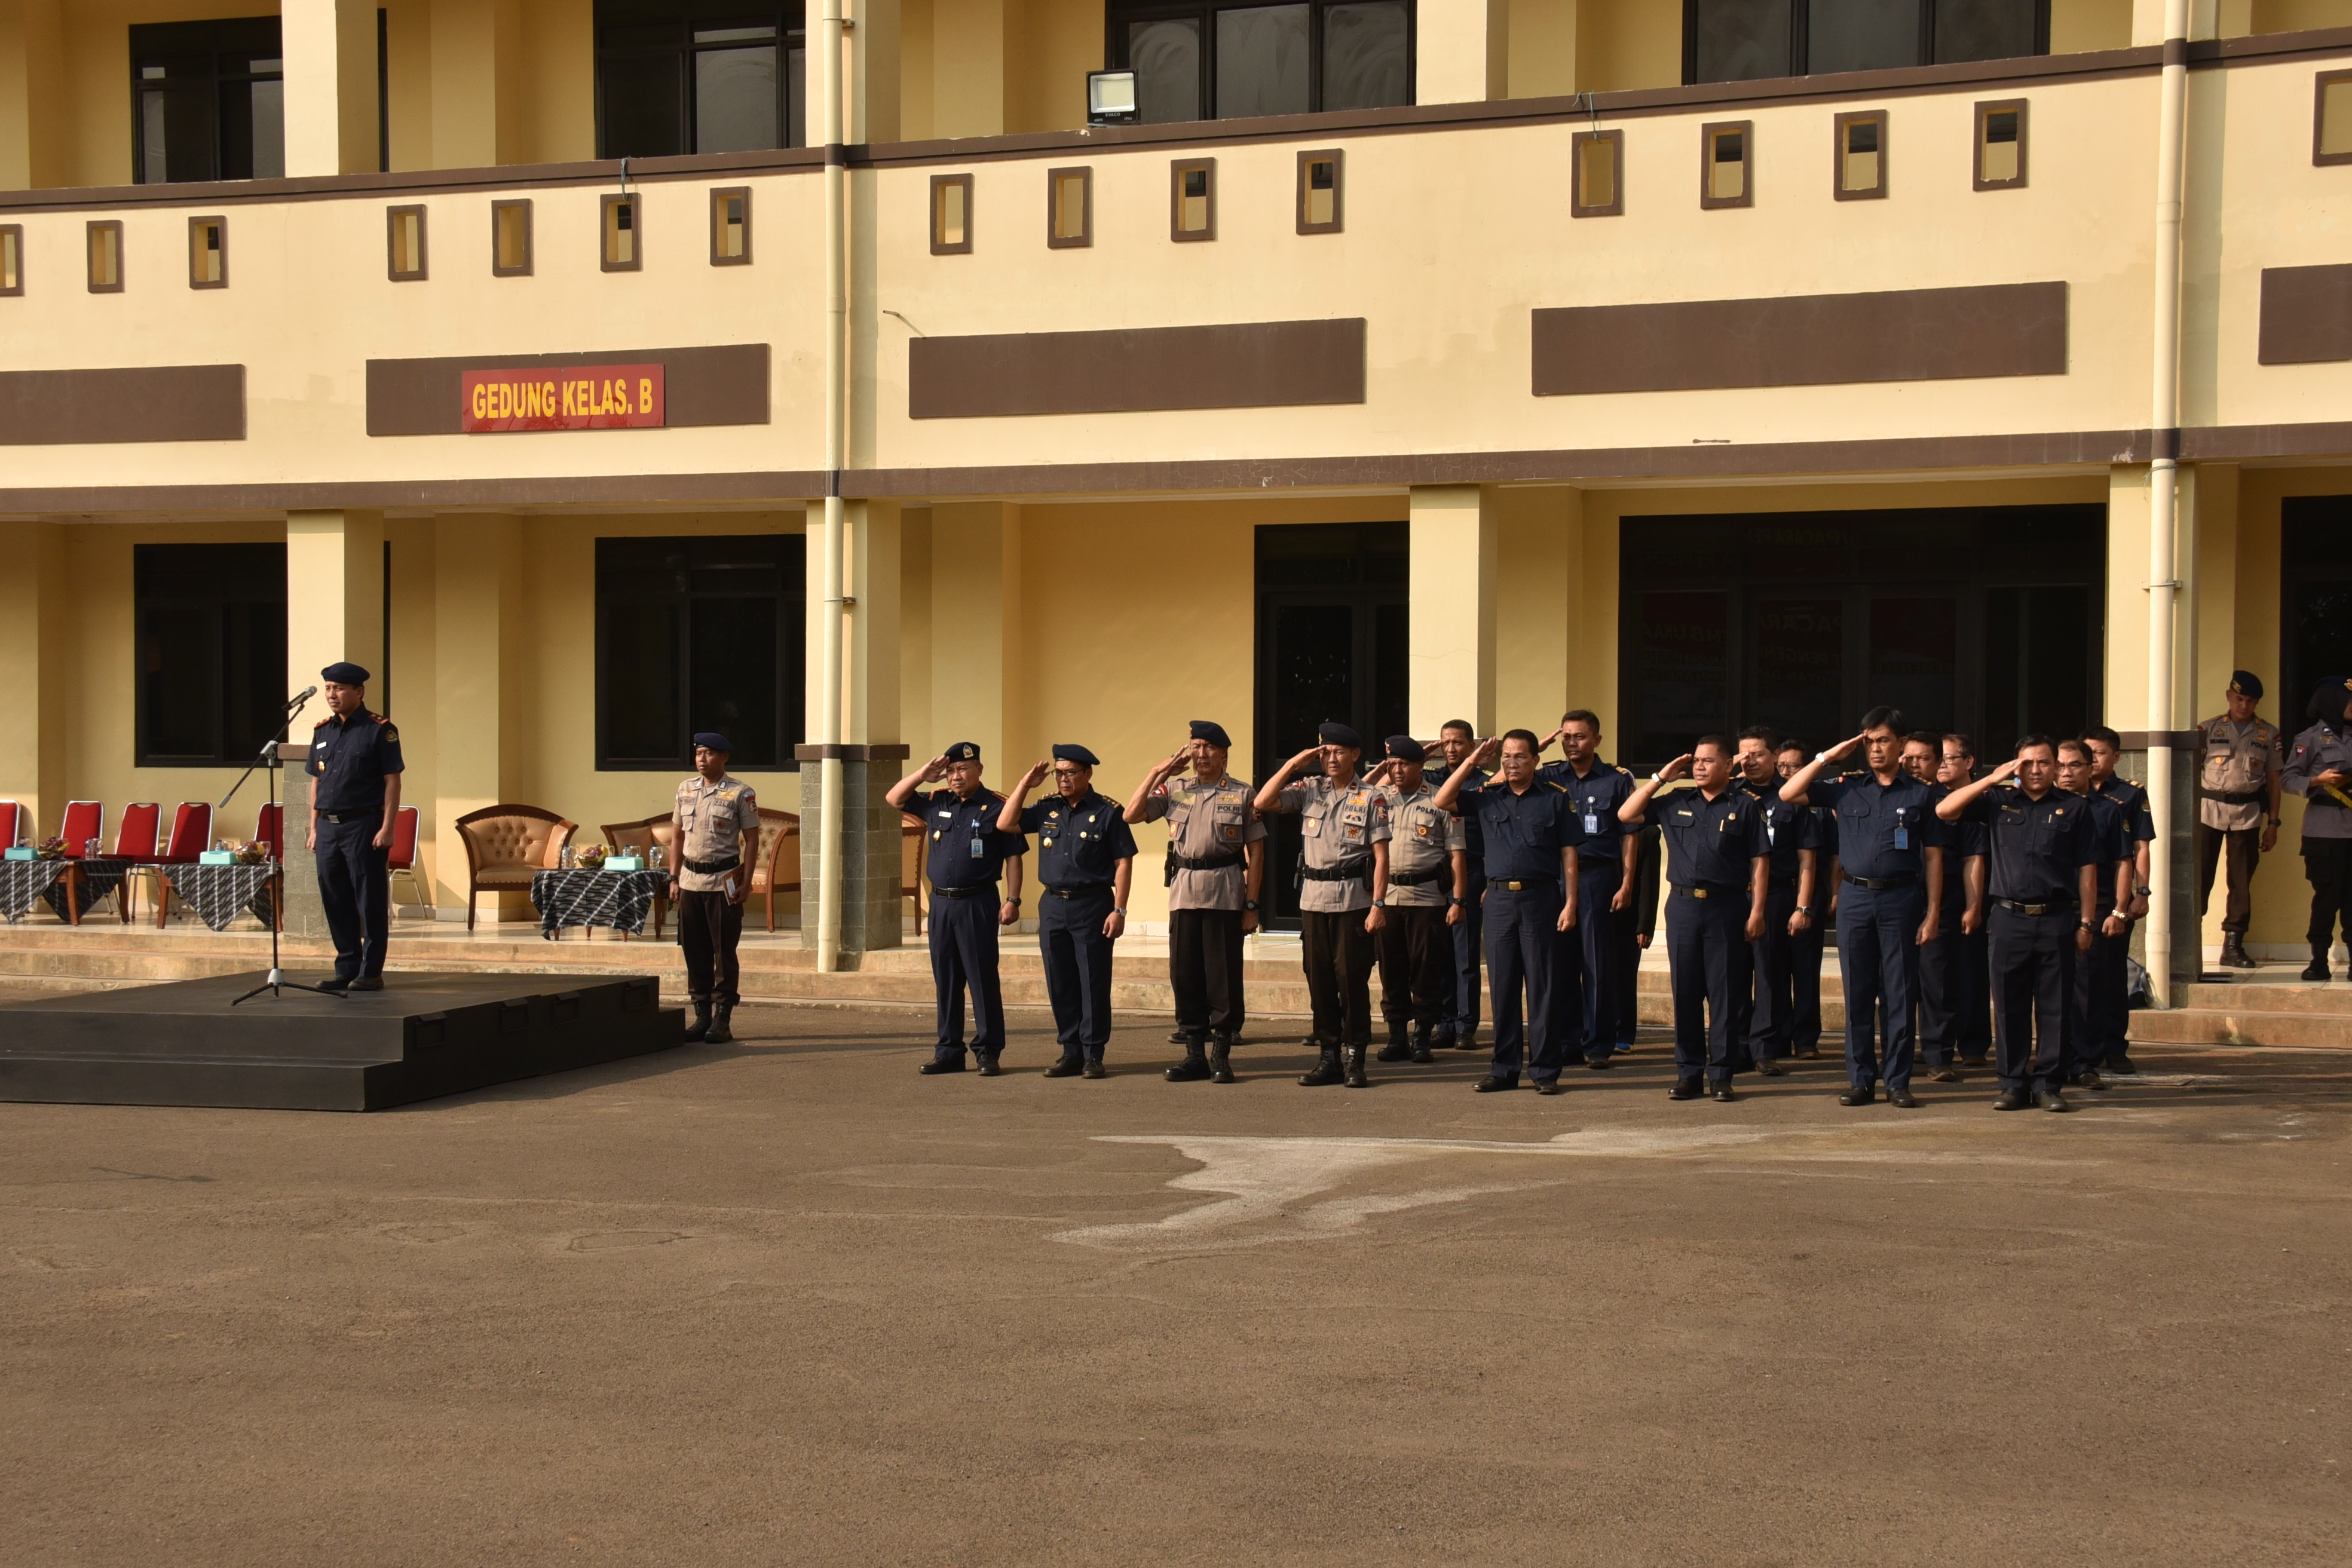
left=1745, top=882, right=1800, bottom=1060
left=1377, top=904, right=1452, bottom=1029
left=1039, top=887, right=1116, bottom=1058
left=1666, top=889, right=1751, bottom=1085
left=676, top=887, right=744, bottom=1005
left=1961, top=925, right=1993, bottom=1061
left=1169, top=908, right=1246, bottom=1036
left=2196, top=822, right=2262, bottom=933
left=1990, top=904, right=2072, bottom=1092
left=1301, top=908, right=1376, bottom=1045
left=1916, top=901, right=1977, bottom=1068
left=2304, top=837, right=2352, bottom=951
left=1615, top=904, right=1646, bottom=1045
left=1788, top=912, right=1826, bottom=1054
left=1450, top=868, right=1486, bottom=1037
left=1838, top=883, right=1924, bottom=1092
left=929, top=890, right=1006, bottom=1061
left=1486, top=882, right=1568, bottom=1081
left=1563, top=860, right=1620, bottom=1062
left=314, top=811, right=390, bottom=981
left=2069, top=906, right=2127, bottom=1070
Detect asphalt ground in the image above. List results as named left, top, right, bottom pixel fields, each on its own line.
left=2, top=1003, right=2347, bottom=1567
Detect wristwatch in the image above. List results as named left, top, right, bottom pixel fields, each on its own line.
left=1113, top=906, right=1127, bottom=917
left=2080, top=920, right=2094, bottom=930
left=2268, top=816, right=2283, bottom=826
left=1449, top=896, right=1463, bottom=906
left=1244, top=899, right=1259, bottom=911
left=1372, top=897, right=1387, bottom=908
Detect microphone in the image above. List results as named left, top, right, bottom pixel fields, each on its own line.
left=290, top=685, right=318, bottom=705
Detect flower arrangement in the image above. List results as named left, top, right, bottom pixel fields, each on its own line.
left=575, top=844, right=608, bottom=869
left=33, top=837, right=63, bottom=860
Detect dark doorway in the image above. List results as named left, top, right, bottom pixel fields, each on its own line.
left=1255, top=522, right=1408, bottom=929
left=1618, top=505, right=2104, bottom=768
left=2283, top=497, right=2352, bottom=726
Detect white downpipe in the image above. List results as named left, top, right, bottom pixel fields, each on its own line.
left=2145, top=0, right=2190, bottom=1005
left=815, top=0, right=847, bottom=974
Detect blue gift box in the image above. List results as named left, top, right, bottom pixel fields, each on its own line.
left=604, top=855, right=645, bottom=872
left=3, top=847, right=34, bottom=861
left=199, top=850, right=238, bottom=865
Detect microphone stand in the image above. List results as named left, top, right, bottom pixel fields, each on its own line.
left=224, top=690, right=343, bottom=1006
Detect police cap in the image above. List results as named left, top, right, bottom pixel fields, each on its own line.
left=321, top=661, right=370, bottom=685
left=2228, top=669, right=2264, bottom=700
left=1317, top=721, right=1361, bottom=749
left=1189, top=720, right=1232, bottom=748
left=944, top=741, right=981, bottom=762
left=692, top=731, right=734, bottom=753
left=1051, top=743, right=1100, bottom=767
left=1385, top=735, right=1425, bottom=764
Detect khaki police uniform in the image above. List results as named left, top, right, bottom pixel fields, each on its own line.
left=1281, top=774, right=1391, bottom=1055
left=672, top=772, right=758, bottom=1009
left=1141, top=774, right=1264, bottom=1039
left=2195, top=713, right=2284, bottom=936
left=1376, top=781, right=1463, bottom=1049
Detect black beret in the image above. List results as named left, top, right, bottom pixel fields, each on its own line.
left=1189, top=720, right=1232, bottom=748
left=2228, top=669, right=2264, bottom=700
left=944, top=741, right=981, bottom=762
left=321, top=662, right=370, bottom=685
left=1318, top=721, right=1361, bottom=749
left=1385, top=734, right=1425, bottom=764
left=2312, top=678, right=2352, bottom=725
left=692, top=731, right=733, bottom=752
left=1051, top=743, right=1100, bottom=767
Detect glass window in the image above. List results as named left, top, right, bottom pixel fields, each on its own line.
left=1114, top=2, right=1414, bottom=120
left=134, top=544, right=288, bottom=767
left=1217, top=4, right=1310, bottom=119
left=694, top=27, right=779, bottom=154
left=1807, top=0, right=1919, bottom=75
left=1689, top=0, right=1791, bottom=85
left=1934, top=0, right=2041, bottom=63
left=1129, top=18, right=1202, bottom=124
left=1688, top=1, right=2045, bottom=85
left=595, top=536, right=804, bottom=770
left=128, top=19, right=284, bottom=183
left=595, top=2, right=804, bottom=157
left=1322, top=1, right=1410, bottom=111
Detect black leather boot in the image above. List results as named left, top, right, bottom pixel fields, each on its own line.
left=2220, top=933, right=2256, bottom=969
left=1209, top=1032, right=1237, bottom=1084
left=705, top=1002, right=734, bottom=1044
left=2304, top=944, right=2333, bottom=982
left=1376, top=1024, right=1413, bottom=1062
left=683, top=1000, right=712, bottom=1042
left=1165, top=1035, right=1212, bottom=1082
left=1299, top=1046, right=1345, bottom=1086
left=1343, top=1043, right=1370, bottom=1088
left=1409, top=1020, right=1435, bottom=1063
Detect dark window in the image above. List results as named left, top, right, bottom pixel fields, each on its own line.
left=1110, top=1, right=1413, bottom=123
left=1617, top=506, right=2103, bottom=768
left=130, top=16, right=284, bottom=183
left=595, top=535, right=804, bottom=770
left=2283, top=498, right=2352, bottom=724
left=1683, top=0, right=2047, bottom=84
left=134, top=543, right=287, bottom=767
left=595, top=1, right=805, bottom=158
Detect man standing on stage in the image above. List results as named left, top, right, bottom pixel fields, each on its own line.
left=304, top=662, right=403, bottom=994
left=1258, top=724, right=1392, bottom=1088
left=1735, top=727, right=1815, bottom=1076
left=1001, top=745, right=1137, bottom=1078
left=1127, top=721, right=1264, bottom=1083
left=2195, top=672, right=2285, bottom=969
left=889, top=743, right=1026, bottom=1076
left=669, top=732, right=760, bottom=1044
left=1367, top=736, right=1463, bottom=1065
left=1538, top=710, right=1637, bottom=1070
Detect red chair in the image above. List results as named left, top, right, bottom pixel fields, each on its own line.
left=150, top=803, right=214, bottom=928
left=107, top=803, right=161, bottom=920
left=388, top=805, right=425, bottom=910
left=59, top=800, right=102, bottom=859
left=254, top=803, right=284, bottom=860
left=0, top=800, right=26, bottom=848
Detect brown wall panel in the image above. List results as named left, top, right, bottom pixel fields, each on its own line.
left=366, top=343, right=770, bottom=436
left=0, top=364, right=245, bottom=444
left=908, top=318, right=1366, bottom=419
left=2257, top=264, right=2352, bottom=364
left=1531, top=282, right=2069, bottom=395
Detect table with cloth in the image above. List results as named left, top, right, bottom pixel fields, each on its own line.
left=530, top=868, right=670, bottom=939
left=0, top=858, right=131, bottom=925
left=160, top=863, right=281, bottom=932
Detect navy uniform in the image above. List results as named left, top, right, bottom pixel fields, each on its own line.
left=1810, top=769, right=1944, bottom=1101
left=1140, top=720, right=1264, bottom=1073
left=1617, top=819, right=1661, bottom=1050
left=917, top=743, right=1027, bottom=1074
left=1916, top=787, right=1988, bottom=1075
left=1789, top=800, right=1836, bottom=1058
left=1542, top=755, right=1636, bottom=1067
left=2282, top=675, right=2352, bottom=980
left=2066, top=780, right=2129, bottom=1083
left=1645, top=782, right=1768, bottom=1096
left=1275, top=722, right=1392, bottom=1087
left=1018, top=744, right=1137, bottom=1073
left=1374, top=737, right=1464, bottom=1063
left=1459, top=773, right=1583, bottom=1091
left=1741, top=776, right=1817, bottom=1068
left=302, top=662, right=403, bottom=990
left=670, top=732, right=760, bottom=1043
left=1982, top=785, right=2102, bottom=1104
left=1432, top=755, right=1489, bottom=1049
left=2088, top=771, right=2156, bottom=1072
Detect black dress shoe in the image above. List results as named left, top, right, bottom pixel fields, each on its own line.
left=1886, top=1088, right=1919, bottom=1108
left=1043, top=1059, right=1084, bottom=1079
left=317, top=975, right=352, bottom=993
left=1838, top=1086, right=1875, bottom=1106
left=1164, top=1055, right=1212, bottom=1083
left=1169, top=1028, right=1196, bottom=1044
left=1927, top=1067, right=1961, bottom=1083
left=1711, top=1084, right=1736, bottom=1102
left=2076, top=1068, right=2108, bottom=1091
left=976, top=1055, right=1003, bottom=1077
left=1472, top=1074, right=1520, bottom=1093
left=1959, top=1054, right=1989, bottom=1068
left=1376, top=1035, right=1413, bottom=1062
left=1429, top=1024, right=1456, bottom=1049
left=1082, top=1061, right=1108, bottom=1080
left=2034, top=1086, right=2071, bottom=1113
left=1993, top=1086, right=2031, bottom=1111
left=347, top=975, right=384, bottom=993
left=1453, top=1031, right=1484, bottom=1050
left=1755, top=1058, right=1787, bottom=1077
left=1584, top=1056, right=1613, bottom=1070
left=1534, top=1079, right=1565, bottom=1096
left=1668, top=1079, right=1705, bottom=1101
left=1299, top=1050, right=1346, bottom=1087
left=2108, top=1052, right=2139, bottom=1077
left=1794, top=1047, right=1821, bottom=1060
left=918, top=1058, right=966, bottom=1075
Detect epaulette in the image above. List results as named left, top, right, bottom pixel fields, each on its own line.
left=1615, top=765, right=1631, bottom=776
left=2127, top=779, right=2142, bottom=788
left=1545, top=781, right=1568, bottom=792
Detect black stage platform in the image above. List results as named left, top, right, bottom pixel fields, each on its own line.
left=0, top=972, right=682, bottom=1111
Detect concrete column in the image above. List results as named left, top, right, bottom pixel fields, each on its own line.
left=1506, top=0, right=1579, bottom=99
left=0, top=0, right=65, bottom=190
left=928, top=0, right=1007, bottom=138
left=927, top=502, right=1022, bottom=766
left=1409, top=485, right=1497, bottom=738
left=432, top=514, right=518, bottom=917
left=282, top=510, right=385, bottom=936
left=282, top=0, right=381, bottom=177
left=0, top=522, right=67, bottom=836
left=1493, top=486, right=1578, bottom=735
left=1418, top=0, right=1509, bottom=105
left=2106, top=463, right=2199, bottom=1003
left=428, top=0, right=519, bottom=168
left=2189, top=464, right=2241, bottom=956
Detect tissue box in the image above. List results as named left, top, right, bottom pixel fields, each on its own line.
left=199, top=850, right=237, bottom=865
left=2, top=847, right=33, bottom=861
left=604, top=855, right=645, bottom=872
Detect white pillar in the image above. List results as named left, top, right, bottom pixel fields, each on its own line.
left=1417, top=0, right=1509, bottom=105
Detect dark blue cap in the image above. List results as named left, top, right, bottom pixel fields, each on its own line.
left=1318, top=721, right=1361, bottom=749
left=2229, top=669, right=2263, bottom=700
left=945, top=742, right=981, bottom=762
left=1190, top=720, right=1232, bottom=748
left=1385, top=735, right=1425, bottom=763
left=692, top=731, right=733, bottom=752
left=321, top=662, right=370, bottom=685
left=1052, top=743, right=1100, bottom=767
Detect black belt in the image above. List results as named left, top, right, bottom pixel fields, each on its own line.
left=316, top=810, right=379, bottom=825
left=1166, top=849, right=1243, bottom=886
left=933, top=884, right=996, bottom=899
left=682, top=853, right=740, bottom=875
left=2201, top=789, right=2264, bottom=804
left=1301, top=859, right=1373, bottom=883
left=1844, top=873, right=1916, bottom=890
left=1994, top=896, right=2075, bottom=916
left=1043, top=883, right=1112, bottom=897
left=1672, top=881, right=1742, bottom=899
left=1389, top=866, right=1447, bottom=887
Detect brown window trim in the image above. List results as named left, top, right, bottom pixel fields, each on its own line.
left=709, top=186, right=752, bottom=265
left=2316, top=69, right=2352, bottom=166
left=1699, top=120, right=1753, bottom=211
left=386, top=203, right=427, bottom=280
left=1570, top=129, right=1624, bottom=218
left=1833, top=110, right=1888, bottom=201
left=1296, top=148, right=1343, bottom=234
left=187, top=215, right=228, bottom=288
left=87, top=219, right=125, bottom=292
left=930, top=173, right=973, bottom=255
left=491, top=198, right=533, bottom=277
left=1974, top=99, right=2029, bottom=190
left=0, top=224, right=21, bottom=296
left=599, top=193, right=642, bottom=272
left=1171, top=157, right=1216, bottom=243
left=1045, top=166, right=1091, bottom=249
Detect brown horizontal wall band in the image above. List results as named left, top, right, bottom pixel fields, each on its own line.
left=794, top=743, right=912, bottom=761
left=2257, top=264, right=2352, bottom=365
left=0, top=470, right=826, bottom=512
left=2117, top=731, right=2204, bottom=749
left=2178, top=420, right=2352, bottom=461
left=366, top=344, right=770, bottom=436
left=908, top=318, right=1365, bottom=419
left=1533, top=283, right=2068, bottom=396
left=0, top=363, right=244, bottom=445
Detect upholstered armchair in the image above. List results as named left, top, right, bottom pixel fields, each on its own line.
left=454, top=804, right=577, bottom=929
left=749, top=807, right=800, bottom=932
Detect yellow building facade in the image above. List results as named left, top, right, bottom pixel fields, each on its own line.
left=2, top=0, right=2351, bottom=996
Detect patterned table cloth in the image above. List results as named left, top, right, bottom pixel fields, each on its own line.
left=0, top=859, right=69, bottom=924
left=163, top=863, right=280, bottom=932
left=531, top=869, right=669, bottom=939
left=43, top=859, right=131, bottom=923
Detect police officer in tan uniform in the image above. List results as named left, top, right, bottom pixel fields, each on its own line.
left=669, top=731, right=760, bottom=1045
left=1258, top=722, right=1392, bottom=1088
left=1126, top=720, right=1265, bottom=1084
left=2195, top=670, right=2286, bottom=969
left=1367, top=735, right=1464, bottom=1064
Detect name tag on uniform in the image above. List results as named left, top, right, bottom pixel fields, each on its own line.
left=969, top=835, right=985, bottom=859
left=1583, top=813, right=1599, bottom=835
left=1894, top=826, right=1910, bottom=850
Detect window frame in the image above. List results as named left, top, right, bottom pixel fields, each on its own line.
left=1571, top=128, right=1624, bottom=218
left=0, top=224, right=21, bottom=296
left=709, top=185, right=753, bottom=265
left=592, top=0, right=808, bottom=160
left=1699, top=120, right=1753, bottom=211
left=491, top=198, right=534, bottom=277
left=929, top=173, right=974, bottom=256
left=1171, top=156, right=1218, bottom=241
left=87, top=220, right=125, bottom=293
left=132, top=541, right=289, bottom=769
left=1046, top=166, right=1094, bottom=249
left=2314, top=68, right=2352, bottom=167
left=128, top=15, right=286, bottom=185
left=186, top=214, right=228, bottom=288
left=1833, top=109, right=1888, bottom=201
left=1105, top=1, right=1417, bottom=124
left=1973, top=97, right=2028, bottom=191
left=387, top=204, right=428, bottom=280
left=1296, top=148, right=1343, bottom=234
left=1682, top=1, right=2050, bottom=86
left=601, top=192, right=644, bottom=271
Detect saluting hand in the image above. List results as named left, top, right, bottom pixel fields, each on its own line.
left=1469, top=736, right=1503, bottom=768
left=1656, top=754, right=1695, bottom=784
left=1017, top=760, right=1051, bottom=794
left=1824, top=731, right=1870, bottom=762
left=920, top=752, right=951, bottom=783
left=1289, top=744, right=1324, bottom=773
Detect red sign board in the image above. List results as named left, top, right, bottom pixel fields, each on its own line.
left=461, top=364, right=664, bottom=432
